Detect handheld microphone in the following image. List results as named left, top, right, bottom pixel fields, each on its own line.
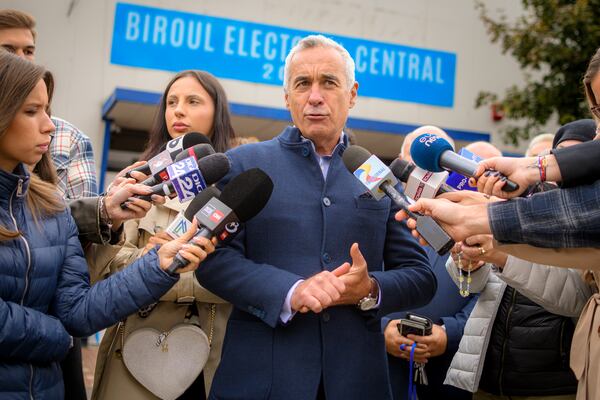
left=125, top=132, right=211, bottom=177
left=168, top=168, right=274, bottom=273
left=165, top=186, right=221, bottom=238
left=140, top=143, right=215, bottom=186
left=122, top=153, right=230, bottom=207
left=410, top=134, right=519, bottom=192
left=343, top=146, right=454, bottom=255
left=390, top=158, right=454, bottom=200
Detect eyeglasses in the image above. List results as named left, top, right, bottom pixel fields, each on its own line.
left=592, top=104, right=600, bottom=120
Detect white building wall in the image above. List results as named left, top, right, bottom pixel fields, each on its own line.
left=5, top=0, right=544, bottom=168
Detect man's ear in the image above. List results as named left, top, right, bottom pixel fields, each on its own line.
left=284, top=91, right=290, bottom=110
left=349, top=81, right=358, bottom=109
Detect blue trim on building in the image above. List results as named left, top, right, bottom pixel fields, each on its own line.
left=102, top=87, right=491, bottom=142
left=99, top=119, right=112, bottom=191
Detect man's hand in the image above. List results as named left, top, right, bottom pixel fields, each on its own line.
left=156, top=219, right=215, bottom=274
left=395, top=198, right=491, bottom=245
left=291, top=263, right=350, bottom=314
left=384, top=320, right=429, bottom=363
left=407, top=324, right=447, bottom=358
left=333, top=243, right=373, bottom=306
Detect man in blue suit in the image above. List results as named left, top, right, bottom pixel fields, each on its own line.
left=196, top=34, right=437, bottom=400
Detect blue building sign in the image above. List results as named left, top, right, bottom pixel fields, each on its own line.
left=111, top=2, right=457, bottom=107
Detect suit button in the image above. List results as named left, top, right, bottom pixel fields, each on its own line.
left=322, top=312, right=330, bottom=322
left=323, top=253, right=331, bottom=263
left=322, top=197, right=331, bottom=207
left=302, top=147, right=310, bottom=157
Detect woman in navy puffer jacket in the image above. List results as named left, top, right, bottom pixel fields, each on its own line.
left=0, top=51, right=214, bottom=399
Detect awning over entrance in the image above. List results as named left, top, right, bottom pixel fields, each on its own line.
left=100, top=87, right=490, bottom=188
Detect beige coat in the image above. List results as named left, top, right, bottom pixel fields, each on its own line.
left=571, top=271, right=600, bottom=400
left=494, top=242, right=600, bottom=400
left=90, top=198, right=231, bottom=399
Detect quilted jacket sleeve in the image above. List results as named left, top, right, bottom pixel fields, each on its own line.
left=498, top=256, right=594, bottom=317
left=0, top=297, right=71, bottom=363
left=50, top=213, right=179, bottom=337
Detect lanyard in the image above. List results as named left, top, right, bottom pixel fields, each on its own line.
left=401, top=343, right=418, bottom=400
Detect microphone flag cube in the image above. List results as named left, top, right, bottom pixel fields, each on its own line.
left=353, top=154, right=398, bottom=200
left=167, top=156, right=208, bottom=202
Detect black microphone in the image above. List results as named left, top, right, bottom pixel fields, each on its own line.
left=139, top=143, right=215, bottom=186
left=122, top=153, right=230, bottom=207
left=343, top=146, right=454, bottom=255
left=389, top=158, right=454, bottom=200
left=125, top=132, right=211, bottom=177
left=410, top=134, right=519, bottom=192
left=168, top=168, right=274, bottom=273
left=164, top=186, right=222, bottom=239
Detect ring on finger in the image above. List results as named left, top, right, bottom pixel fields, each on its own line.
left=478, top=246, right=486, bottom=256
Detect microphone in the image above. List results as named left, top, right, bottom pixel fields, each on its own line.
left=125, top=132, right=211, bottom=177
left=390, top=158, right=454, bottom=201
left=122, top=153, right=230, bottom=207
left=165, top=186, right=221, bottom=238
left=168, top=168, right=274, bottom=273
left=139, top=143, right=215, bottom=186
left=410, top=134, right=519, bottom=192
left=343, top=146, right=454, bottom=255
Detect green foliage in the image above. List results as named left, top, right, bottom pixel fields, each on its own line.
left=475, top=0, right=600, bottom=145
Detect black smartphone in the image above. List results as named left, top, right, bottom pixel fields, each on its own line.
left=396, top=313, right=433, bottom=337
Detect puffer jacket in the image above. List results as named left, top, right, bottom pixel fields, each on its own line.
left=0, top=164, right=179, bottom=399
left=444, top=257, right=587, bottom=395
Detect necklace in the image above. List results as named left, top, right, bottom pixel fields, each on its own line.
left=457, top=252, right=472, bottom=297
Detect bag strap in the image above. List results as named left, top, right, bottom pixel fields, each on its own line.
left=185, top=302, right=217, bottom=346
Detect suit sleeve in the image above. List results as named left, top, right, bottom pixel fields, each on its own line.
left=370, top=196, right=437, bottom=316
left=0, top=298, right=71, bottom=363
left=50, top=212, right=179, bottom=337
left=194, top=159, right=304, bottom=328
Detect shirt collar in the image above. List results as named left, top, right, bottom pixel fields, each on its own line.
left=300, top=131, right=347, bottom=157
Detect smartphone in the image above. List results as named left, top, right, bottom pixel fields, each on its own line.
left=396, top=313, right=433, bottom=337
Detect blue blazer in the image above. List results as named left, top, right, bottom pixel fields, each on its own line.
left=383, top=248, right=477, bottom=400
left=196, top=127, right=437, bottom=400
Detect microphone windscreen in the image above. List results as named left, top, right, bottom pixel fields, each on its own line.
left=410, top=134, right=453, bottom=173
left=389, top=158, right=415, bottom=183
left=342, top=145, right=372, bottom=172
left=181, top=132, right=211, bottom=148
left=219, top=168, right=274, bottom=222
left=197, top=153, right=231, bottom=184
left=174, top=143, right=215, bottom=162
left=184, top=186, right=221, bottom=221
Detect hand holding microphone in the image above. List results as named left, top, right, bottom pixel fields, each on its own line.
left=410, top=134, right=520, bottom=195
left=168, top=168, right=274, bottom=273
left=472, top=155, right=561, bottom=199
left=156, top=219, right=215, bottom=274
left=394, top=197, right=492, bottom=244
left=343, top=146, right=455, bottom=255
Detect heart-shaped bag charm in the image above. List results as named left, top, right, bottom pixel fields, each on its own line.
left=122, top=323, right=210, bottom=400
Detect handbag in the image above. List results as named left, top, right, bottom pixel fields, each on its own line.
left=93, top=302, right=216, bottom=400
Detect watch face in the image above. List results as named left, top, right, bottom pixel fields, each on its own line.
left=359, top=297, right=377, bottom=311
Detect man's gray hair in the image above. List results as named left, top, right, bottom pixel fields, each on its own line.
left=283, top=34, right=356, bottom=93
